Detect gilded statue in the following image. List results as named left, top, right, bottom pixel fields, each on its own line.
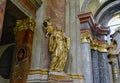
left=43, top=18, right=70, bottom=72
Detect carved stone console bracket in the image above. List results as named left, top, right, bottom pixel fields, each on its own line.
left=78, top=12, right=110, bottom=36
left=78, top=12, right=109, bottom=52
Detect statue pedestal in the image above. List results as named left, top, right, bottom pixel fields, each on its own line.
left=48, top=72, right=73, bottom=83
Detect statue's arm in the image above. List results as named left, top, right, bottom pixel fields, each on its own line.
left=49, top=35, right=56, bottom=52
left=65, top=37, right=70, bottom=50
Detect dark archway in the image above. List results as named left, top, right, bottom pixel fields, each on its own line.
left=95, top=0, right=120, bottom=25
left=0, top=44, right=15, bottom=79
left=0, top=0, right=27, bottom=80
left=0, top=0, right=28, bottom=45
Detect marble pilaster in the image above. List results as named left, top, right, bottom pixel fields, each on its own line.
left=27, top=1, right=49, bottom=83
left=91, top=38, right=110, bottom=83
left=65, top=0, right=84, bottom=83
left=110, top=55, right=119, bottom=83
left=108, top=54, right=120, bottom=83
left=98, top=52, right=110, bottom=83
left=81, top=39, right=93, bottom=83
left=78, top=26, right=93, bottom=83
left=11, top=18, right=35, bottom=83
left=91, top=50, right=100, bottom=83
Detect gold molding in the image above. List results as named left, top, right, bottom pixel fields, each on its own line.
left=81, top=29, right=92, bottom=43
left=28, top=69, right=48, bottom=75
left=91, top=38, right=108, bottom=52
left=91, top=39, right=98, bottom=50
left=97, top=43, right=108, bottom=52
left=67, top=74, right=84, bottom=79
left=49, top=74, right=70, bottom=81
left=14, top=17, right=35, bottom=35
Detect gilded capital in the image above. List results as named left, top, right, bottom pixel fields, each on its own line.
left=91, top=39, right=98, bottom=50
left=81, top=29, right=92, bottom=43
left=91, top=38, right=108, bottom=52
left=67, top=74, right=84, bottom=79
left=14, top=17, right=35, bottom=35
left=97, top=43, right=108, bottom=52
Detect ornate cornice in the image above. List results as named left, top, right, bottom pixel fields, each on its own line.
left=78, top=12, right=110, bottom=36
left=95, top=23, right=110, bottom=35
left=80, top=28, right=92, bottom=43
left=91, top=37, right=108, bottom=52
left=78, top=12, right=95, bottom=34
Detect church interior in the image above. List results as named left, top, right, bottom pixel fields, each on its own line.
left=0, top=0, right=120, bottom=83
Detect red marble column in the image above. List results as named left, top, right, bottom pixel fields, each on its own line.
left=0, top=0, right=6, bottom=41
left=10, top=18, right=35, bottom=83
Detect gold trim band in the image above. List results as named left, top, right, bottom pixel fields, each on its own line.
left=67, top=74, right=84, bottom=79
left=28, top=69, right=48, bottom=75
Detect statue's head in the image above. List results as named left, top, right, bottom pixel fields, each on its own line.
left=43, top=18, right=55, bottom=27
left=43, top=18, right=56, bottom=37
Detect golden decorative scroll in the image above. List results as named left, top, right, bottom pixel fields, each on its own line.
left=14, top=17, right=35, bottom=35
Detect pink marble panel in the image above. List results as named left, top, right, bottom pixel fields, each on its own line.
left=46, top=0, right=65, bottom=31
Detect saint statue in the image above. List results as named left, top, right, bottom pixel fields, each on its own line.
left=43, top=18, right=70, bottom=72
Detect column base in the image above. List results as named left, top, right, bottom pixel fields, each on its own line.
left=27, top=74, right=48, bottom=83
left=48, top=72, right=73, bottom=83
left=67, top=74, right=85, bottom=83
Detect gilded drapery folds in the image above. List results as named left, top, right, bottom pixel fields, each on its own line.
left=43, top=18, right=70, bottom=72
